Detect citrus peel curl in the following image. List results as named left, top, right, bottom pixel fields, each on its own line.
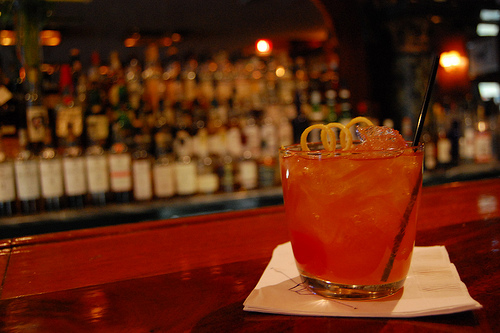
left=300, top=116, right=374, bottom=152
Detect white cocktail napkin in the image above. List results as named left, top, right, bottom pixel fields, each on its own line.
left=243, top=242, right=482, bottom=318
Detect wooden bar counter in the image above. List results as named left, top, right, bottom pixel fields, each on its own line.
left=1, top=178, right=499, bottom=332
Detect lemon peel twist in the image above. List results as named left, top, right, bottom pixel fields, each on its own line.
left=300, top=116, right=374, bottom=152
left=300, top=124, right=336, bottom=152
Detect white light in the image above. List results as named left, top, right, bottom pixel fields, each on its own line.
left=478, top=82, right=500, bottom=100
left=480, top=9, right=500, bottom=22
left=477, top=23, right=499, bottom=36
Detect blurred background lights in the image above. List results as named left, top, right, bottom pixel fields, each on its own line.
left=0, top=30, right=61, bottom=46
left=478, top=82, right=500, bottom=101
left=476, top=23, right=499, bottom=36
left=0, top=30, right=15, bottom=46
left=40, top=30, right=61, bottom=46
left=439, top=51, right=468, bottom=72
left=256, top=39, right=272, bottom=55
left=480, top=9, right=500, bottom=21
left=275, top=65, right=285, bottom=77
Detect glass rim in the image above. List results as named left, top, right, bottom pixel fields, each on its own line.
left=279, top=141, right=424, bottom=154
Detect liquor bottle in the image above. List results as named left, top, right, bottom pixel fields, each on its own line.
left=108, top=123, right=133, bottom=203
left=291, top=89, right=310, bottom=144
left=447, top=105, right=461, bottom=167
left=401, top=116, right=414, bottom=142
left=258, top=111, right=279, bottom=188
left=338, top=88, right=355, bottom=138
left=173, top=128, right=197, bottom=196
left=62, top=123, right=87, bottom=209
left=241, top=109, right=262, bottom=160
left=0, top=128, right=16, bottom=216
left=152, top=115, right=176, bottom=199
left=307, top=69, right=324, bottom=143
left=85, top=79, right=110, bottom=149
left=459, top=99, right=476, bottom=164
left=325, top=88, right=338, bottom=124
left=55, top=64, right=84, bottom=150
left=125, top=56, right=143, bottom=112
left=308, top=90, right=324, bottom=143
left=217, top=152, right=235, bottom=193
left=421, top=115, right=437, bottom=171
left=238, top=150, right=258, bottom=191
left=225, top=107, right=244, bottom=162
left=70, top=48, right=83, bottom=91
left=434, top=103, right=452, bottom=168
left=21, top=63, right=49, bottom=156
left=14, top=128, right=41, bottom=214
left=142, top=44, right=164, bottom=117
left=195, top=127, right=219, bottom=194
left=39, top=129, right=64, bottom=211
left=87, top=51, right=102, bottom=86
left=277, top=113, right=294, bottom=148
left=84, top=127, right=110, bottom=207
left=132, top=134, right=153, bottom=201
left=474, top=104, right=494, bottom=164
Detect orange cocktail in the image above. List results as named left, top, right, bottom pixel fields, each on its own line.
left=280, top=125, right=423, bottom=299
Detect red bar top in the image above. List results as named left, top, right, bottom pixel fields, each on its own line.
left=1, top=178, right=499, bottom=332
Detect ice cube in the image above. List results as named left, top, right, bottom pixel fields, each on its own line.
left=356, top=126, right=408, bottom=150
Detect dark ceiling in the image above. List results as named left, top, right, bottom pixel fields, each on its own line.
left=41, top=0, right=327, bottom=64
left=2, top=0, right=499, bottom=66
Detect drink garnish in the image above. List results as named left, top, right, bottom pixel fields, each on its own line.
left=299, top=116, right=374, bottom=152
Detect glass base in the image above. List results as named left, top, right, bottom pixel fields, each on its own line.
left=301, top=274, right=405, bottom=300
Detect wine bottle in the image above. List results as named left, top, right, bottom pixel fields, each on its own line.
left=85, top=141, right=109, bottom=206
left=39, top=129, right=64, bottom=211
left=0, top=128, right=16, bottom=216
left=132, top=135, right=153, bottom=201
left=62, top=123, right=87, bottom=209
left=108, top=123, right=133, bottom=203
left=152, top=115, right=176, bottom=199
left=14, top=129, right=41, bottom=214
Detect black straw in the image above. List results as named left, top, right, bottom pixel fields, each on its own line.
left=412, top=55, right=440, bottom=147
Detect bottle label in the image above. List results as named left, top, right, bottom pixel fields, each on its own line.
left=460, top=128, right=475, bottom=160
left=132, top=159, right=153, bottom=200
left=258, top=158, right=276, bottom=188
left=278, top=119, right=294, bottom=147
left=86, top=114, right=109, bottom=141
left=40, top=159, right=64, bottom=198
left=220, top=161, right=234, bottom=192
left=238, top=160, right=258, bottom=190
left=242, top=125, right=261, bottom=158
left=226, top=127, right=243, bottom=157
left=14, top=160, right=41, bottom=200
left=153, top=164, right=175, bottom=197
left=86, top=155, right=110, bottom=193
left=109, top=154, right=132, bottom=192
left=260, top=123, right=278, bottom=157
left=475, top=132, right=493, bottom=163
left=175, top=162, right=197, bottom=195
left=424, top=142, right=437, bottom=170
left=437, top=138, right=452, bottom=164
left=26, top=106, right=49, bottom=143
left=197, top=173, right=219, bottom=194
left=63, top=156, right=87, bottom=195
left=0, top=162, right=16, bottom=201
left=56, top=105, right=83, bottom=139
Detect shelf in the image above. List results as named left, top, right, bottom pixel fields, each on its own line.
left=1, top=161, right=500, bottom=239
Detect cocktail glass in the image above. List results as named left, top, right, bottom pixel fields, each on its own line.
left=279, top=140, right=423, bottom=300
